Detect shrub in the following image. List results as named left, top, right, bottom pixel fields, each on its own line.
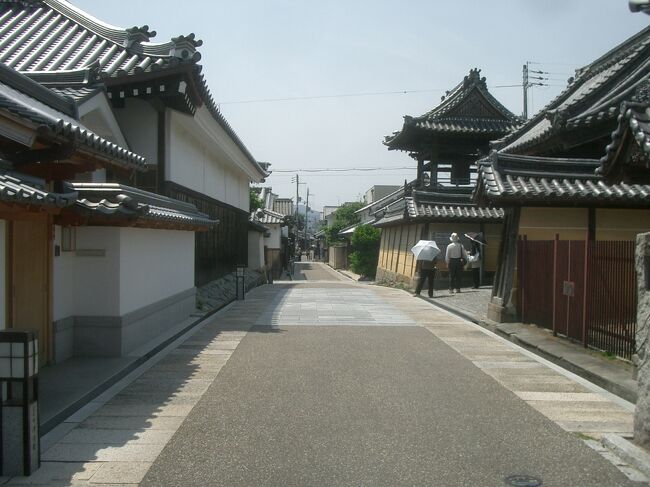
left=349, top=224, right=381, bottom=278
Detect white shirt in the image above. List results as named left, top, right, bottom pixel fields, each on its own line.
left=445, top=242, right=468, bottom=263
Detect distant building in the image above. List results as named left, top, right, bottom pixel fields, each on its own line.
left=273, top=198, right=294, bottom=217
left=363, top=185, right=401, bottom=205
left=323, top=206, right=339, bottom=227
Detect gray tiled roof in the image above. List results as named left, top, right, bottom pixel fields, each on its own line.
left=373, top=187, right=503, bottom=226
left=49, top=85, right=101, bottom=102
left=406, top=197, right=504, bottom=221
left=272, top=198, right=293, bottom=216
left=0, top=0, right=268, bottom=179
left=69, top=182, right=216, bottom=229
left=0, top=170, right=76, bottom=207
left=385, top=69, right=520, bottom=150
left=248, top=217, right=268, bottom=233
left=475, top=151, right=650, bottom=207
left=497, top=26, right=650, bottom=154
left=257, top=208, right=284, bottom=225
left=0, top=63, right=146, bottom=169
left=0, top=1, right=197, bottom=76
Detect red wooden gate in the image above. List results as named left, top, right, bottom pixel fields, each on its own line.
left=517, top=237, right=636, bottom=359
left=587, top=241, right=636, bottom=360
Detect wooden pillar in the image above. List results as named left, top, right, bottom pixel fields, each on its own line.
left=394, top=226, right=404, bottom=274
left=488, top=207, right=521, bottom=322
left=416, top=158, right=424, bottom=186
left=587, top=207, right=596, bottom=242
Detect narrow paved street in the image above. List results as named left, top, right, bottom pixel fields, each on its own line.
left=291, top=261, right=349, bottom=281
left=25, top=264, right=639, bottom=486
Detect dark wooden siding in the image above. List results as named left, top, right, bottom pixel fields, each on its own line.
left=164, top=181, right=248, bottom=286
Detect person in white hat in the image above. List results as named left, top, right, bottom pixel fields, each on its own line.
left=445, top=233, right=468, bottom=293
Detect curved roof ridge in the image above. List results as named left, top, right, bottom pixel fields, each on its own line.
left=576, top=24, right=650, bottom=80
left=44, top=0, right=164, bottom=51
left=416, top=68, right=519, bottom=123
left=496, top=26, right=650, bottom=152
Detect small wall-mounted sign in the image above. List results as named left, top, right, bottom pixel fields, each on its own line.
left=645, top=255, right=650, bottom=291
left=75, top=249, right=106, bottom=258
left=563, top=281, right=575, bottom=297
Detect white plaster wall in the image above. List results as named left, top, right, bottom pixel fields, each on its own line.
left=53, top=226, right=121, bottom=319
left=112, top=98, right=158, bottom=164
left=248, top=231, right=265, bottom=270
left=168, top=114, right=207, bottom=196
left=118, top=228, right=194, bottom=315
left=79, top=93, right=129, bottom=148
left=0, top=221, right=5, bottom=329
left=168, top=111, right=253, bottom=211
left=264, top=224, right=282, bottom=249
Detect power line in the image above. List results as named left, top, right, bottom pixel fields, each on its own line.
left=217, top=89, right=447, bottom=105
left=272, top=166, right=417, bottom=173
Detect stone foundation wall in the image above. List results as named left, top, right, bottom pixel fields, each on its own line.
left=634, top=232, right=650, bottom=446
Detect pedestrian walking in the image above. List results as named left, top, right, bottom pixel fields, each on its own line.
left=468, top=242, right=481, bottom=289
left=414, top=257, right=437, bottom=298
left=445, top=233, right=468, bottom=293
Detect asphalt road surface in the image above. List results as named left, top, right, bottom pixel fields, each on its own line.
left=141, top=282, right=636, bottom=487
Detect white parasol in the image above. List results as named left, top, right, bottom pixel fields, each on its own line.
left=410, top=240, right=441, bottom=261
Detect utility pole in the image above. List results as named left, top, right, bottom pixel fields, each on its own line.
left=294, top=173, right=299, bottom=223
left=522, top=63, right=528, bottom=120
left=305, top=188, right=312, bottom=254
left=522, top=62, right=549, bottom=120
left=291, top=174, right=306, bottom=255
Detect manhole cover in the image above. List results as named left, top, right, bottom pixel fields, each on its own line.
left=504, top=475, right=543, bottom=487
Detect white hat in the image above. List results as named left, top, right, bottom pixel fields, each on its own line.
left=450, top=233, right=459, bottom=242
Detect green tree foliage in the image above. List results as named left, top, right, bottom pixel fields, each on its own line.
left=348, top=224, right=381, bottom=278
left=250, top=189, right=263, bottom=212
left=283, top=212, right=305, bottom=232
left=324, top=202, right=364, bottom=246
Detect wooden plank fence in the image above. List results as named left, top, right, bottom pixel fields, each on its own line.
left=517, top=237, right=636, bottom=360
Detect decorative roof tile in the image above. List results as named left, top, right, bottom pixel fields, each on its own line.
left=475, top=151, right=650, bottom=207
left=0, top=169, right=76, bottom=207
left=256, top=208, right=284, bottom=225
left=598, top=82, right=650, bottom=182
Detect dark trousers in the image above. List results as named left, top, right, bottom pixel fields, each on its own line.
left=472, top=268, right=480, bottom=288
left=448, top=258, right=463, bottom=291
left=415, top=268, right=436, bottom=296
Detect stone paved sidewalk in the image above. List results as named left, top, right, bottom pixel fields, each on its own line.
left=407, top=284, right=638, bottom=403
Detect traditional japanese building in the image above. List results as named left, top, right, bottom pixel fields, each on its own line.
left=0, top=0, right=269, bottom=286
left=374, top=69, right=518, bottom=287
left=474, top=25, right=650, bottom=358
left=385, top=68, right=520, bottom=187
left=0, top=62, right=213, bottom=365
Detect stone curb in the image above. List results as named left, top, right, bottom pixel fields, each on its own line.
left=329, top=266, right=357, bottom=281
left=416, top=294, right=638, bottom=404
left=602, top=434, right=650, bottom=482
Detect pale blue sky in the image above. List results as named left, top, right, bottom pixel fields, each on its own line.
left=73, top=1, right=649, bottom=210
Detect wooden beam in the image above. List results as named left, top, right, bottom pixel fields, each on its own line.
left=0, top=201, right=61, bottom=219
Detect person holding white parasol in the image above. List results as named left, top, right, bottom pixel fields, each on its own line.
left=410, top=240, right=440, bottom=298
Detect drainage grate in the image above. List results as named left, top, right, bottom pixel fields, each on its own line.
left=504, top=475, right=543, bottom=487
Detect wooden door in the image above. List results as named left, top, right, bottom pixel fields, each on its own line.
left=8, top=217, right=51, bottom=362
